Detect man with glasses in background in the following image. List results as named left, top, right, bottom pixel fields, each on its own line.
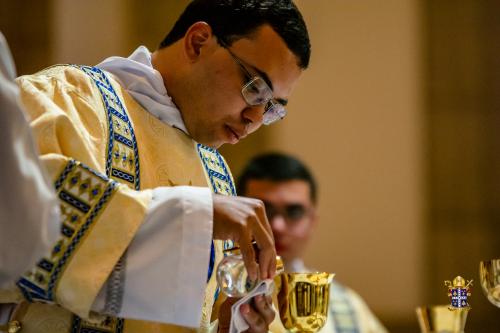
left=238, top=153, right=388, bottom=333
left=1, top=1, right=309, bottom=333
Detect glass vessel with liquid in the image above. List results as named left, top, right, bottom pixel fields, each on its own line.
left=216, top=254, right=284, bottom=297
left=480, top=259, right=500, bottom=308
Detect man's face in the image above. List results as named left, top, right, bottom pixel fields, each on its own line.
left=183, top=24, right=303, bottom=148
left=244, top=179, right=317, bottom=262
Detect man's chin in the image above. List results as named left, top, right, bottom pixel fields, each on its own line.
left=196, top=138, right=223, bottom=149
left=215, top=140, right=228, bottom=149
left=213, top=139, right=237, bottom=149
left=276, top=248, right=291, bottom=261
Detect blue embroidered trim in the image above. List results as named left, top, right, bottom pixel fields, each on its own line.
left=54, top=159, right=77, bottom=190
left=196, top=144, right=237, bottom=301
left=207, top=242, right=215, bottom=283
left=196, top=144, right=237, bottom=196
left=59, top=190, right=91, bottom=213
left=71, top=315, right=124, bottom=333
left=111, top=168, right=134, bottom=184
left=17, top=161, right=118, bottom=302
left=114, top=133, right=133, bottom=148
left=77, top=65, right=141, bottom=319
left=77, top=65, right=140, bottom=191
left=37, top=259, right=54, bottom=272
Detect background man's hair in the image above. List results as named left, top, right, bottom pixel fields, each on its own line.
left=237, top=152, right=317, bottom=203
left=159, top=0, right=311, bottom=69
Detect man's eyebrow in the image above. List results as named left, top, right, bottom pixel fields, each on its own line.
left=248, top=65, right=289, bottom=106
left=276, top=97, right=288, bottom=106
left=251, top=65, right=274, bottom=90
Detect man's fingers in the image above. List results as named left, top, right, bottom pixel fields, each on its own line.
left=240, top=303, right=267, bottom=333
left=242, top=202, right=274, bottom=281
left=253, top=202, right=277, bottom=279
left=212, top=195, right=276, bottom=282
left=256, top=237, right=276, bottom=280
left=255, top=200, right=274, bottom=240
left=239, top=233, right=259, bottom=282
left=252, top=295, right=275, bottom=325
left=251, top=220, right=275, bottom=280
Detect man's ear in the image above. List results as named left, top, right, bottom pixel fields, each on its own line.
left=183, top=21, right=215, bottom=62
left=310, top=207, right=319, bottom=229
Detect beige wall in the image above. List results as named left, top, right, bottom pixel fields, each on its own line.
left=51, top=0, right=129, bottom=65
left=267, top=0, right=424, bottom=323
left=424, top=1, right=500, bottom=330
left=222, top=1, right=425, bottom=329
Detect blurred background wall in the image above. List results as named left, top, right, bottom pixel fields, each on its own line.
left=1, top=0, right=499, bottom=332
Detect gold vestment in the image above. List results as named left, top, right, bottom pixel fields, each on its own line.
left=1, top=65, right=235, bottom=333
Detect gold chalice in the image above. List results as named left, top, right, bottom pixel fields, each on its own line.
left=277, top=272, right=334, bottom=333
left=479, top=259, right=500, bottom=308
left=416, top=305, right=469, bottom=333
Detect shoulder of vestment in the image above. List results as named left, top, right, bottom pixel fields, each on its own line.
left=19, top=64, right=102, bottom=102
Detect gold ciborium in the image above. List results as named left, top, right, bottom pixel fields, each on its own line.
left=479, top=259, right=500, bottom=308
left=416, top=305, right=469, bottom=333
left=277, top=272, right=334, bottom=333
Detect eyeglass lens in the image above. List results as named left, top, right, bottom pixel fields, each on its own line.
left=241, top=78, right=286, bottom=125
left=264, top=202, right=308, bottom=222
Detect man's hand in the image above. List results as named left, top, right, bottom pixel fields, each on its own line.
left=218, top=296, right=276, bottom=333
left=212, top=194, right=276, bottom=281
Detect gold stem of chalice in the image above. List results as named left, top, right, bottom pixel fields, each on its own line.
left=479, top=259, right=500, bottom=308
left=276, top=272, right=335, bottom=333
left=416, top=305, right=469, bottom=333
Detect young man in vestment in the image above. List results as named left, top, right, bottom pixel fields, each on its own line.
left=238, top=153, right=388, bottom=333
left=0, top=1, right=310, bottom=333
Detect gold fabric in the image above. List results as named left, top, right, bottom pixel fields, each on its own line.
left=15, top=65, right=152, bottom=319
left=2, top=65, right=233, bottom=333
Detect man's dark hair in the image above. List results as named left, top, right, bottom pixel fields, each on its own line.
left=159, top=0, right=311, bottom=69
left=237, top=152, right=317, bottom=203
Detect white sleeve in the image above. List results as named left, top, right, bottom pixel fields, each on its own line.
left=92, top=185, right=214, bottom=328
left=0, top=32, right=60, bottom=289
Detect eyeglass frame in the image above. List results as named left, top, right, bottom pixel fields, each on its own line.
left=262, top=201, right=314, bottom=225
left=218, top=38, right=287, bottom=125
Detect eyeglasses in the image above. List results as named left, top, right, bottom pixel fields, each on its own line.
left=219, top=40, right=287, bottom=125
left=263, top=202, right=311, bottom=224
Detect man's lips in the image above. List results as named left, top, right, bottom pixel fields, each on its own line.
left=225, top=125, right=246, bottom=143
left=275, top=242, right=288, bottom=253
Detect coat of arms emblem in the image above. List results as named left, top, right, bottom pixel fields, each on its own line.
left=444, top=276, right=472, bottom=310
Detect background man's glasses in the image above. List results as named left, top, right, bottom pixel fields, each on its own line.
left=219, top=40, right=286, bottom=125
left=263, top=202, right=310, bottom=223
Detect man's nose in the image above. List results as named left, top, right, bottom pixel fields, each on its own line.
left=270, top=214, right=287, bottom=233
left=241, top=105, right=264, bottom=132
